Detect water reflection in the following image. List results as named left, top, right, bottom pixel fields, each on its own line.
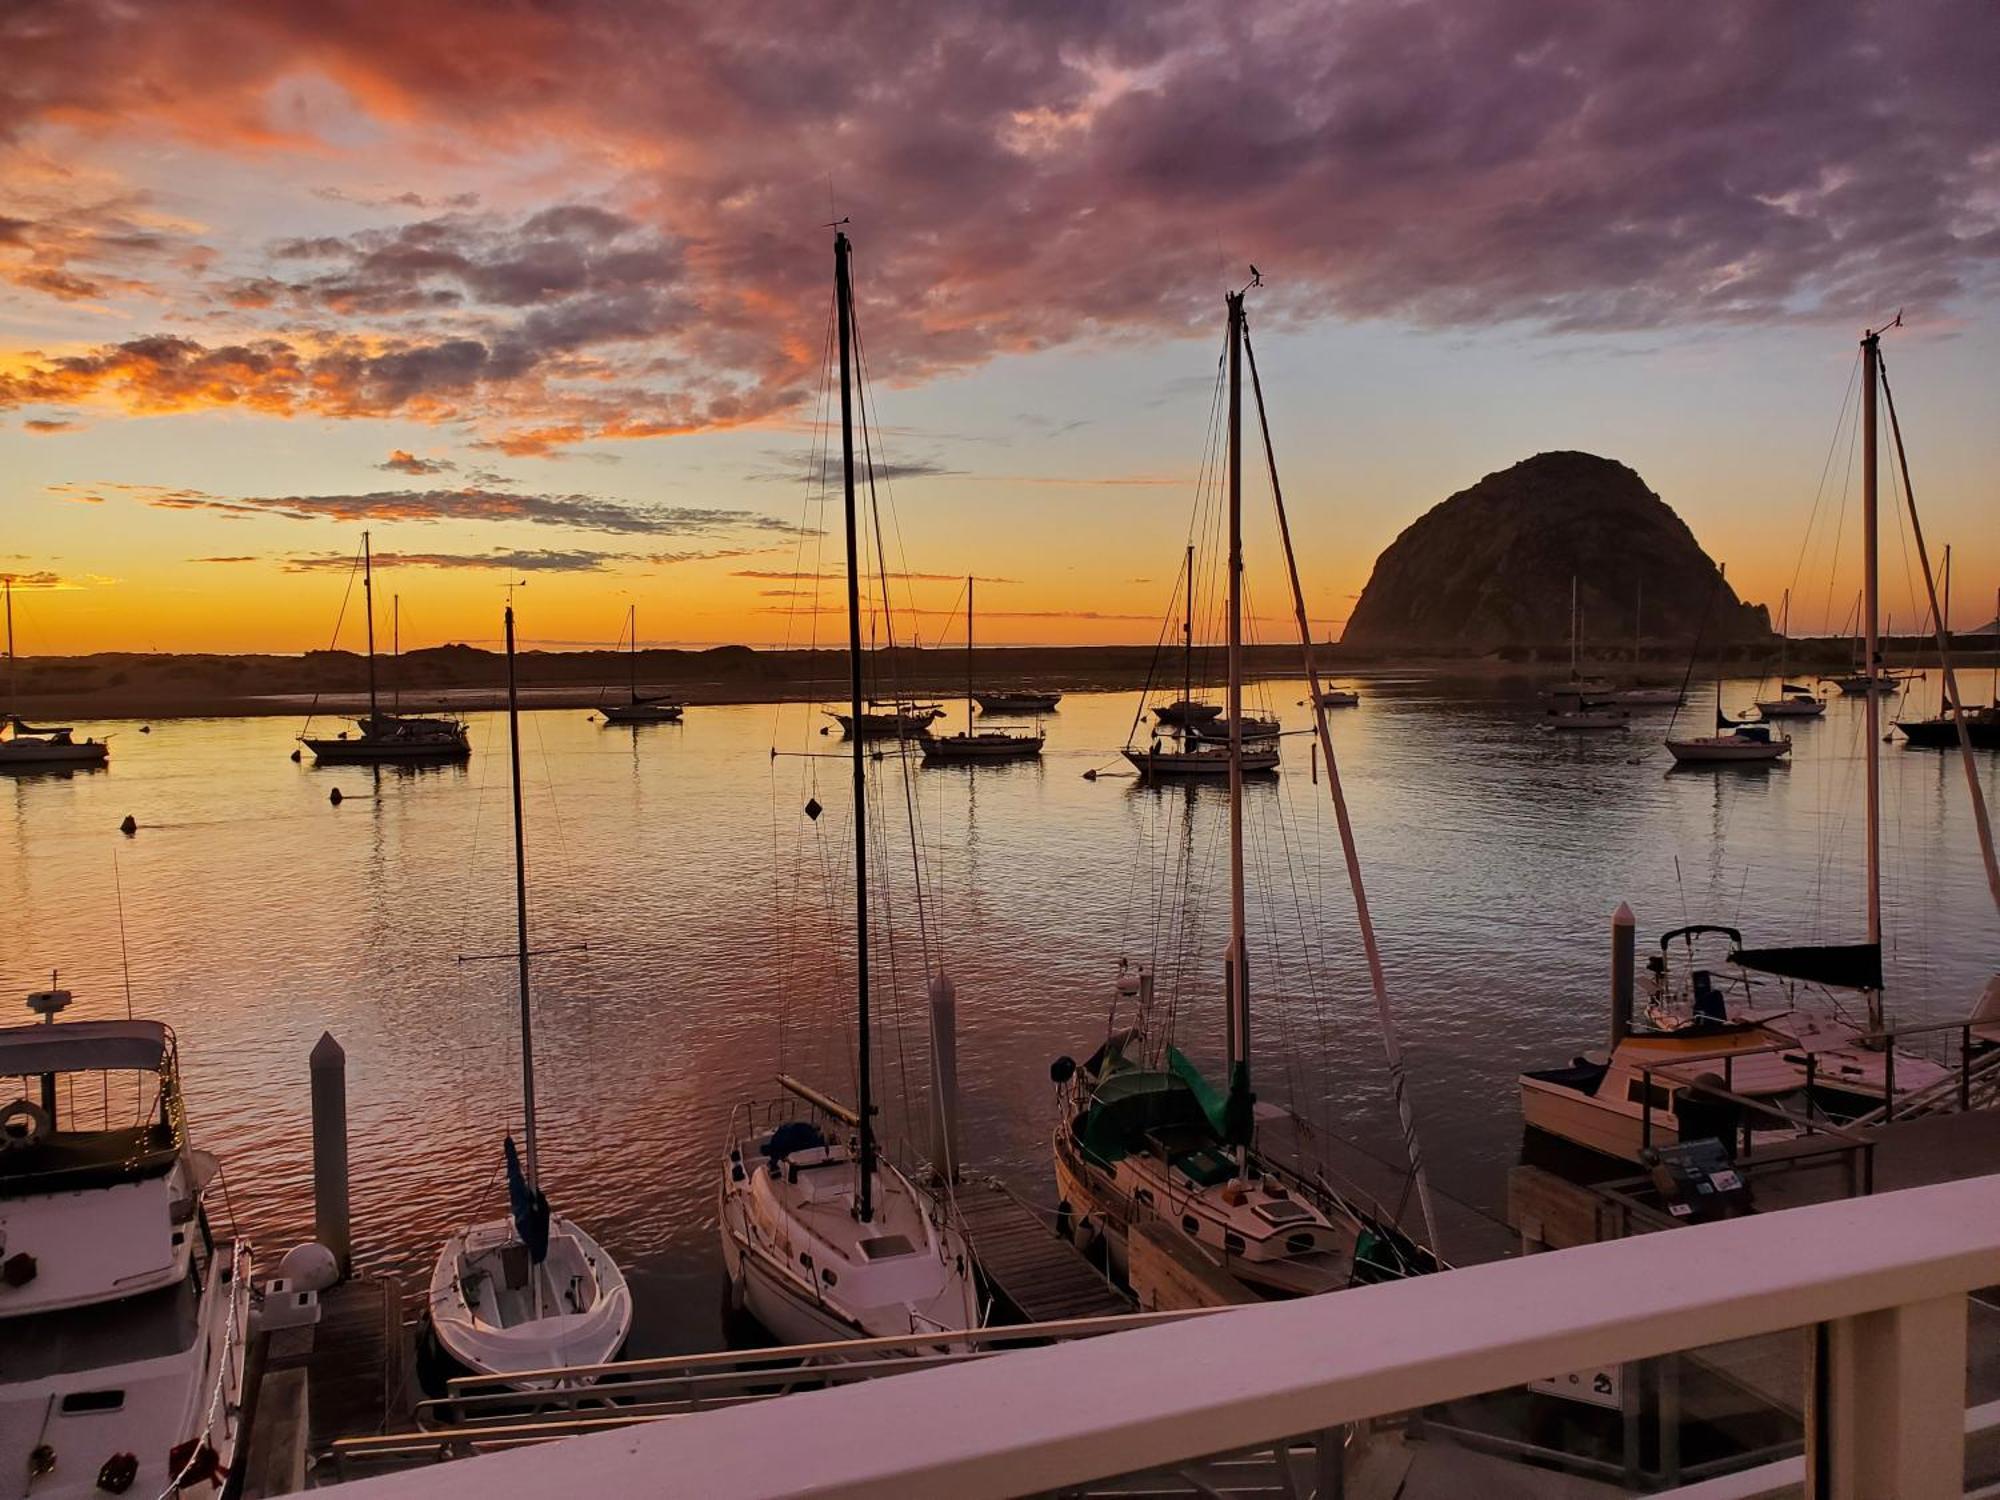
left=0, top=679, right=1992, bottom=1356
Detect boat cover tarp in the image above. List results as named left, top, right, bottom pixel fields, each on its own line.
left=0, top=1019, right=168, bottom=1075
left=504, top=1135, right=551, bottom=1265
left=1732, top=941, right=1882, bottom=992
left=1166, top=1047, right=1253, bottom=1148
left=1079, top=1070, right=1209, bottom=1165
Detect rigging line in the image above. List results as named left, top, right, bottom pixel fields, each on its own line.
left=1878, top=355, right=2000, bottom=919
left=1241, top=316, right=1439, bottom=1258
left=1783, top=352, right=1862, bottom=623
left=299, top=539, right=365, bottom=738
left=111, top=847, right=135, bottom=1021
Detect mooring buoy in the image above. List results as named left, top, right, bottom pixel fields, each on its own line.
left=119, top=815, right=138, bottom=835
left=329, top=788, right=344, bottom=805
left=290, top=748, right=302, bottom=762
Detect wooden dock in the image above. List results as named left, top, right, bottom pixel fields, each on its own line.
left=263, top=1277, right=413, bottom=1454
left=949, top=1177, right=1133, bottom=1323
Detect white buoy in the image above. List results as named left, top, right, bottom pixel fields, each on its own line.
left=277, top=1242, right=340, bottom=1293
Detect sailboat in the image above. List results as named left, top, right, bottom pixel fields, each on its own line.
left=1609, top=581, right=1684, bottom=705
left=921, top=577, right=1044, bottom=763
left=718, top=228, right=980, bottom=1345
left=1898, top=565, right=2000, bottom=748
left=598, top=605, right=684, bottom=724
left=1667, top=682, right=1792, bottom=763
left=1058, top=284, right=1436, bottom=1300
left=1755, top=589, right=1827, bottom=719
left=300, top=533, right=471, bottom=764
left=1151, top=543, right=1223, bottom=728
left=973, top=689, right=1062, bottom=714
left=1545, top=578, right=1629, bottom=731
left=0, top=575, right=110, bottom=769
left=426, top=600, right=631, bottom=1387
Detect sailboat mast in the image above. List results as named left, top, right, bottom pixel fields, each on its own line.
left=1183, top=542, right=1194, bottom=711
left=629, top=603, right=638, bottom=704
left=363, top=532, right=380, bottom=725
left=1943, top=544, right=1952, bottom=668
left=1570, top=576, right=1579, bottom=681
left=966, top=575, right=974, bottom=735
left=392, top=594, right=401, bottom=714
left=504, top=602, right=539, bottom=1188
left=4, top=575, right=13, bottom=709
left=1861, top=330, right=1882, bottom=1006
left=1779, top=588, right=1789, bottom=683
left=1224, top=291, right=1250, bottom=1121
left=835, top=230, right=876, bottom=1222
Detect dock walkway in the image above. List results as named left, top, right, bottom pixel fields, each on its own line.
left=948, top=1177, right=1132, bottom=1323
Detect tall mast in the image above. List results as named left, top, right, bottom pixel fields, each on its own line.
left=1778, top=587, right=1789, bottom=684
left=835, top=229, right=876, bottom=1222
left=966, top=575, right=974, bottom=735
left=629, top=602, right=638, bottom=703
left=1634, top=578, right=1642, bottom=666
left=4, top=575, right=14, bottom=710
left=1570, top=576, right=1579, bottom=681
left=362, top=532, right=380, bottom=725
left=1942, top=544, right=1952, bottom=677
left=504, top=602, right=538, bottom=1188
left=1861, top=328, right=1883, bottom=1030
left=1183, top=542, right=1194, bottom=711
left=392, top=594, right=401, bottom=714
left=1224, top=290, right=1250, bottom=1140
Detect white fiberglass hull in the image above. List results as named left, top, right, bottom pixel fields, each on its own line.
left=1667, top=735, right=1791, bottom=763
left=427, top=1214, right=631, bottom=1388
left=1755, top=699, right=1827, bottom=719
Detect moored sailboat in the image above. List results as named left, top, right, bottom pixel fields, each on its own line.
left=598, top=604, right=684, bottom=724
left=300, top=534, right=470, bottom=764
left=1546, top=578, right=1629, bottom=730
left=922, top=577, right=1044, bottom=764
left=0, top=576, right=110, bottom=769
left=1754, top=589, right=1827, bottom=719
left=718, top=228, right=979, bottom=1347
left=426, top=600, right=631, bottom=1387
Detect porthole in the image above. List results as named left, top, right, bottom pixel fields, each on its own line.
left=1223, top=1232, right=1245, bottom=1256
left=1181, top=1215, right=1200, bottom=1236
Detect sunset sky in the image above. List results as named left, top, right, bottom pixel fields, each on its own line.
left=3, top=2, right=1995, bottom=655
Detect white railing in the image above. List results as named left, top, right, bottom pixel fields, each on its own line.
left=330, top=1173, right=2000, bottom=1499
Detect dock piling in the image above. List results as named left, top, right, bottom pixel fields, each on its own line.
left=1611, top=901, right=1636, bottom=1046
left=310, top=1031, right=352, bottom=1279
left=928, top=973, right=960, bottom=1184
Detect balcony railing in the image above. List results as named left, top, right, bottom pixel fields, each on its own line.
left=330, top=1172, right=2000, bottom=1499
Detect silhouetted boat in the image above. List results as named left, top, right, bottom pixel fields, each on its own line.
left=599, top=604, right=684, bottom=724
left=973, top=689, right=1061, bottom=714
left=1, top=577, right=110, bottom=769
left=1755, top=591, right=1827, bottom=719
left=300, top=534, right=470, bottom=764
left=828, top=702, right=945, bottom=740
left=924, top=577, right=1044, bottom=764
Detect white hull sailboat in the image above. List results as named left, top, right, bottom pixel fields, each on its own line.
left=719, top=228, right=980, bottom=1350
left=427, top=602, right=631, bottom=1387
left=1546, top=579, right=1629, bottom=730
left=0, top=994, right=251, bottom=1500
left=1755, top=590, right=1827, bottom=720
left=1061, top=283, right=1439, bottom=1304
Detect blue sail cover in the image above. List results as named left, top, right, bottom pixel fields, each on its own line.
left=503, top=1135, right=551, bottom=1265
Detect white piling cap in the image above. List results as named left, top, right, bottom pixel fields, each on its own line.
left=1613, top=901, right=1635, bottom=926
left=277, top=1242, right=340, bottom=1292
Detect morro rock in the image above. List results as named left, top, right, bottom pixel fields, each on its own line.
left=1341, top=452, right=1769, bottom=653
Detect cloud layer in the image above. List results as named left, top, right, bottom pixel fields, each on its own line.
left=0, top=0, right=1992, bottom=459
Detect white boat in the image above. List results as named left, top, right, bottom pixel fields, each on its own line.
left=1060, top=283, right=1440, bottom=1303
left=0, top=993, right=252, bottom=1500
left=598, top=604, right=685, bottom=724
left=1755, top=591, right=1827, bottom=719
left=719, top=228, right=980, bottom=1349
left=1186, top=713, right=1282, bottom=742
left=1609, top=685, right=1684, bottom=705
left=299, top=537, right=471, bottom=764
left=1123, top=739, right=1279, bottom=777
left=922, top=578, right=1044, bottom=764
left=1520, top=921, right=1952, bottom=1164
left=427, top=602, right=631, bottom=1387
left=1, top=578, right=110, bottom=770
left=1313, top=687, right=1360, bottom=708
left=1668, top=666, right=1791, bottom=763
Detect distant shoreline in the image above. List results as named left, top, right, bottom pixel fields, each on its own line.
left=4, top=638, right=1989, bottom=722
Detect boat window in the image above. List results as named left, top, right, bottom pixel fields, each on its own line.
left=0, top=1276, right=199, bottom=1383
left=1181, top=1215, right=1200, bottom=1236
left=858, top=1235, right=917, bottom=1261
left=1286, top=1232, right=1318, bottom=1256
left=60, top=1390, right=126, bottom=1414
left=1134, top=1187, right=1154, bottom=1207
left=1222, top=1232, right=1245, bottom=1255
left=1624, top=1078, right=1677, bottom=1112
left=799, top=1253, right=814, bottom=1270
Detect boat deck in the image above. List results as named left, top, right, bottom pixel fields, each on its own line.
left=946, top=1177, right=1133, bottom=1323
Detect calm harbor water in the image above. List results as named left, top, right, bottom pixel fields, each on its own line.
left=4, top=672, right=1996, bottom=1356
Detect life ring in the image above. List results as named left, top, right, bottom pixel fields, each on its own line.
left=0, top=1099, right=51, bottom=1151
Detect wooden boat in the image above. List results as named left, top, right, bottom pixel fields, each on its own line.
left=923, top=578, right=1044, bottom=764
left=1, top=578, right=110, bottom=769
left=599, top=604, right=684, bottom=724
left=427, top=602, right=631, bottom=1387
left=719, top=228, right=979, bottom=1347
left=300, top=535, right=470, bottom=764
left=0, top=994, right=252, bottom=1497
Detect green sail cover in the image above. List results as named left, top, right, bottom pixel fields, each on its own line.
left=1167, top=1047, right=1233, bottom=1140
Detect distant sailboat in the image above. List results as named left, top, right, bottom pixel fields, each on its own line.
left=1755, top=589, right=1827, bottom=719
left=1546, top=578, right=1629, bottom=731
left=922, top=577, right=1044, bottom=763
left=300, top=534, right=471, bottom=764
left=973, top=689, right=1061, bottom=714
left=1666, top=564, right=1790, bottom=764
left=0, top=574, right=110, bottom=769
left=1152, top=543, right=1223, bottom=728
left=1898, top=564, right=2000, bottom=749
left=426, top=600, right=631, bottom=1387
left=599, top=605, right=684, bottom=724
